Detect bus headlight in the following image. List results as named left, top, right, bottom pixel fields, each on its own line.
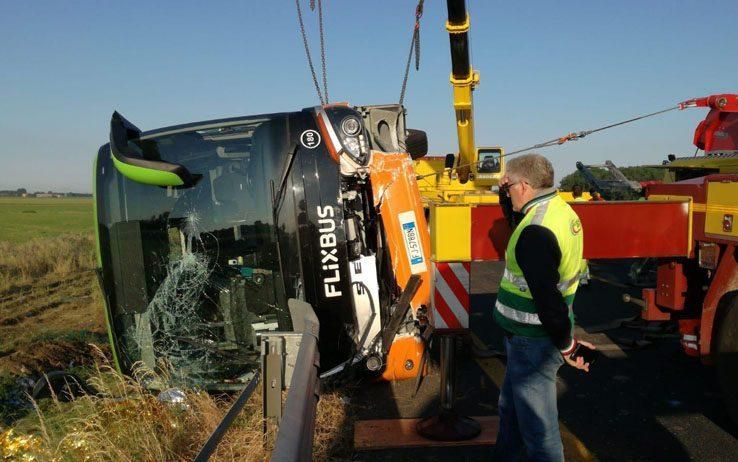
left=341, top=116, right=362, bottom=137
left=319, top=107, right=369, bottom=166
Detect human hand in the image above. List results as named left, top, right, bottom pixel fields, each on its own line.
left=563, top=340, right=596, bottom=372
left=499, top=175, right=512, bottom=199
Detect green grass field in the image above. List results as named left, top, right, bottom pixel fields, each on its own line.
left=0, top=197, right=93, bottom=242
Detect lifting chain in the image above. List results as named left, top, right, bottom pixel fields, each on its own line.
left=313, top=0, right=329, bottom=104
left=399, top=0, right=424, bottom=106
left=297, top=0, right=329, bottom=105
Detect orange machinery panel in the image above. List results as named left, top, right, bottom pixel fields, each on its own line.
left=380, top=335, right=425, bottom=381
left=471, top=200, right=692, bottom=261
left=369, top=151, right=432, bottom=313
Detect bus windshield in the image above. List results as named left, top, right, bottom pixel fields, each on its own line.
left=96, top=113, right=296, bottom=389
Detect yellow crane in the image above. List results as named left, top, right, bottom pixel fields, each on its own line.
left=414, top=0, right=505, bottom=204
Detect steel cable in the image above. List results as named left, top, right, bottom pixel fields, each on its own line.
left=417, top=105, right=680, bottom=180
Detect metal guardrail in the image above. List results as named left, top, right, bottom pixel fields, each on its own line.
left=271, top=299, right=321, bottom=462
left=193, top=299, right=319, bottom=462
left=193, top=371, right=261, bottom=462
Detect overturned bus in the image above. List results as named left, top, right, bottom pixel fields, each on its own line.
left=94, top=104, right=432, bottom=389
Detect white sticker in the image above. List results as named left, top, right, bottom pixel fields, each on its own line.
left=349, top=255, right=381, bottom=354
left=300, top=129, right=321, bottom=149
left=398, top=210, right=427, bottom=274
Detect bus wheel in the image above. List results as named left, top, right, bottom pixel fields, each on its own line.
left=716, top=294, right=738, bottom=425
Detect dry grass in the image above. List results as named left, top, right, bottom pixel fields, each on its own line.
left=0, top=234, right=96, bottom=294
left=313, top=384, right=358, bottom=461
left=0, top=229, right=356, bottom=460
left=0, top=234, right=105, bottom=378
left=2, top=349, right=357, bottom=462
left=5, top=349, right=270, bottom=462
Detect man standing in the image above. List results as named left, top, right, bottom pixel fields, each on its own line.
left=571, top=184, right=585, bottom=201
left=494, top=154, right=595, bottom=462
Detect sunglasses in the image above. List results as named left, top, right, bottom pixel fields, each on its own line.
left=500, top=180, right=525, bottom=196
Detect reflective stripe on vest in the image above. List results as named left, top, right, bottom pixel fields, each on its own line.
left=495, top=299, right=542, bottom=325
left=495, top=299, right=574, bottom=326
left=530, top=198, right=550, bottom=225
left=502, top=268, right=580, bottom=294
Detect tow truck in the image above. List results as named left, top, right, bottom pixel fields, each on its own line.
left=424, top=92, right=738, bottom=425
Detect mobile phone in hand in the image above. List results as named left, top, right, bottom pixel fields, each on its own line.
left=569, top=343, right=599, bottom=365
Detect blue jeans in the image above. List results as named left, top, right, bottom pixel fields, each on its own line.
left=495, top=335, right=565, bottom=462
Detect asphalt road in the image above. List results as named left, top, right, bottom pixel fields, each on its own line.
left=353, top=261, right=738, bottom=461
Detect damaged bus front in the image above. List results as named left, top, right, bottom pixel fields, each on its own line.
left=94, top=104, right=431, bottom=390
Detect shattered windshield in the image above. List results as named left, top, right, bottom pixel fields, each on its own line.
left=96, top=114, right=295, bottom=389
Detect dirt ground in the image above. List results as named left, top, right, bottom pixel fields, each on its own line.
left=0, top=270, right=106, bottom=381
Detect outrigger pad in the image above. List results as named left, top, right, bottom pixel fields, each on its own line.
left=416, top=411, right=482, bottom=442
left=354, top=415, right=495, bottom=450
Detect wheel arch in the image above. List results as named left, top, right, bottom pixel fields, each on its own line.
left=700, top=244, right=738, bottom=359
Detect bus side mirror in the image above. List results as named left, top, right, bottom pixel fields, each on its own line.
left=109, top=111, right=197, bottom=187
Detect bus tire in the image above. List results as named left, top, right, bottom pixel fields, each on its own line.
left=406, top=129, right=428, bottom=160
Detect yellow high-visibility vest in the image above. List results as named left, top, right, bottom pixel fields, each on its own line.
left=494, top=191, right=584, bottom=337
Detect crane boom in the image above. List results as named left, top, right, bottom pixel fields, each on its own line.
left=446, top=0, right=478, bottom=183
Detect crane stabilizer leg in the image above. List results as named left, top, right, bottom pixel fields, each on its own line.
left=416, top=332, right=481, bottom=441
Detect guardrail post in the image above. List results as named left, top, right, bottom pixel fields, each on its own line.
left=262, top=337, right=284, bottom=422
left=193, top=302, right=320, bottom=461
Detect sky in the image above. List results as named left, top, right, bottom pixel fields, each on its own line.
left=1, top=1, right=737, bottom=193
